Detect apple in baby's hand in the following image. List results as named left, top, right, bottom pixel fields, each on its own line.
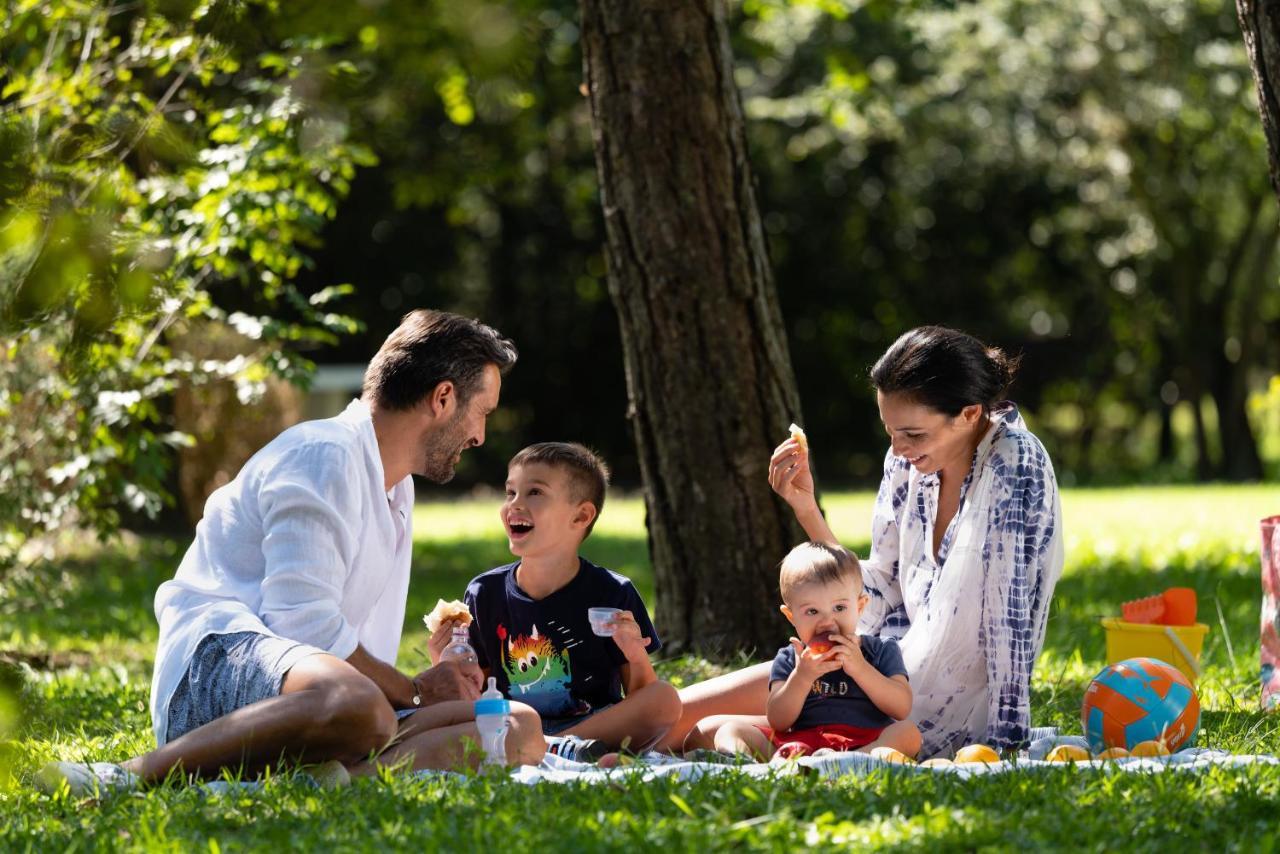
left=806, top=633, right=839, bottom=655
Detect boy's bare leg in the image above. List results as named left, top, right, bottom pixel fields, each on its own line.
left=681, top=713, right=772, bottom=753
left=712, top=719, right=773, bottom=761
left=561, top=681, right=681, bottom=753
left=855, top=720, right=923, bottom=758
left=347, top=701, right=545, bottom=775
left=656, top=662, right=771, bottom=752
left=120, top=654, right=396, bottom=783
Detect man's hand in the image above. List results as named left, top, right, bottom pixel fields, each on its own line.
left=788, top=637, right=842, bottom=683
left=426, top=618, right=465, bottom=665
left=413, top=659, right=483, bottom=704
left=608, top=610, right=652, bottom=662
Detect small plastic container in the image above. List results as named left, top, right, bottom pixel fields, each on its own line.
left=1100, top=617, right=1209, bottom=683
left=473, top=677, right=510, bottom=767
left=587, top=607, right=621, bottom=637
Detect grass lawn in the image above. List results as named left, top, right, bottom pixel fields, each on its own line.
left=2, top=485, right=1279, bottom=850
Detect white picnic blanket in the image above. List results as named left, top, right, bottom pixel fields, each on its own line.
left=508, top=729, right=1278, bottom=785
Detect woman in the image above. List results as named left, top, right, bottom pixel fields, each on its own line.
left=667, top=326, right=1064, bottom=758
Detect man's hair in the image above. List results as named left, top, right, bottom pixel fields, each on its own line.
left=509, top=442, right=610, bottom=538
left=778, top=541, right=862, bottom=603
left=363, top=309, right=518, bottom=411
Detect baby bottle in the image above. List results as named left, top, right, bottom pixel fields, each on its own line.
left=440, top=625, right=478, bottom=666
left=474, top=677, right=511, bottom=767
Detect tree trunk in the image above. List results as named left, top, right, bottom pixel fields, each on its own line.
left=580, top=0, right=807, bottom=654
left=1238, top=0, right=1280, bottom=199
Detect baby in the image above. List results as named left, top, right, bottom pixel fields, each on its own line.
left=713, top=541, right=922, bottom=760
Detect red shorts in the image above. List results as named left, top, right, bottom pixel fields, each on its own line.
left=757, top=723, right=885, bottom=758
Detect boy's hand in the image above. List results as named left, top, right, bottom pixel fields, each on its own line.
left=829, top=632, right=869, bottom=679
left=788, top=637, right=842, bottom=682
left=608, top=611, right=652, bottom=661
left=427, top=618, right=464, bottom=665
left=769, top=438, right=816, bottom=513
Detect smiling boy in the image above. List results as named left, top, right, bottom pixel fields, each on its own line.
left=428, top=442, right=680, bottom=762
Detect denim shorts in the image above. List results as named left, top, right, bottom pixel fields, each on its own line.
left=164, top=631, right=323, bottom=744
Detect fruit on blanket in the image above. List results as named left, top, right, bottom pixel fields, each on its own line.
left=1129, top=740, right=1172, bottom=757
left=953, top=744, right=1000, bottom=764
left=1082, top=657, right=1200, bottom=752
left=920, top=757, right=954, bottom=767
left=1045, top=744, right=1090, bottom=763
left=869, top=746, right=915, bottom=764
left=1094, top=747, right=1130, bottom=760
left=806, top=633, right=839, bottom=655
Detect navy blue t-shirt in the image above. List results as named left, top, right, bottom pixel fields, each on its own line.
left=769, top=635, right=908, bottom=731
left=464, top=558, right=661, bottom=721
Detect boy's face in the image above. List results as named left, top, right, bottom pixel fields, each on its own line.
left=501, top=462, right=596, bottom=559
left=780, top=577, right=869, bottom=643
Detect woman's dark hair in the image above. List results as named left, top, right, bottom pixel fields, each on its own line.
left=870, top=326, right=1019, bottom=415
left=363, top=309, right=518, bottom=411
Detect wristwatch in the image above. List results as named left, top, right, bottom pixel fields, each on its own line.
left=410, top=675, right=422, bottom=707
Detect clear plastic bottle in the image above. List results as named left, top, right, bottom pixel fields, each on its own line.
left=439, top=625, right=478, bottom=666
left=473, top=676, right=510, bottom=767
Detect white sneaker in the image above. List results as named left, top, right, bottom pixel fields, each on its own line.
left=36, top=761, right=140, bottom=796
left=544, top=734, right=607, bottom=763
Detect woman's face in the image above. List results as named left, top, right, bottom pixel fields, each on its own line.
left=876, top=391, right=985, bottom=476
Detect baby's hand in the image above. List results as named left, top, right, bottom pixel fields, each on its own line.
left=789, top=637, right=842, bottom=681
left=609, top=610, right=652, bottom=661
left=829, top=632, right=868, bottom=679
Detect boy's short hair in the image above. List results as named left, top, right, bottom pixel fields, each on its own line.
left=509, top=442, right=610, bottom=538
left=778, top=541, right=862, bottom=603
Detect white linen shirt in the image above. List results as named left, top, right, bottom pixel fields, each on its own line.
left=148, top=399, right=414, bottom=745
left=856, top=403, right=1064, bottom=758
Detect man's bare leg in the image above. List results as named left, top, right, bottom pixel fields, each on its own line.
left=561, top=681, right=681, bottom=753
left=122, top=654, right=396, bottom=782
left=346, top=701, right=545, bottom=775
left=657, top=662, right=771, bottom=752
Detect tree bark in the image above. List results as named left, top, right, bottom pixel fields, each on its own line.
left=1238, top=0, right=1280, bottom=199
left=580, top=0, right=807, bottom=654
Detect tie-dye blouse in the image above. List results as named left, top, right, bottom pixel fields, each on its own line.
left=856, top=403, right=1064, bottom=757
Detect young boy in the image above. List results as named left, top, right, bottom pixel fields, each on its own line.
left=428, top=442, right=681, bottom=763
left=713, top=541, right=922, bottom=760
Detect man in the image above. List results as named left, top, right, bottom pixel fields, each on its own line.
left=40, top=309, right=545, bottom=793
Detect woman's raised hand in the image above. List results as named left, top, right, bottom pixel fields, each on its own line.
left=769, top=437, right=816, bottom=512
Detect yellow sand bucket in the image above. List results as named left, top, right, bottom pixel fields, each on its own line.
left=1100, top=618, right=1210, bottom=683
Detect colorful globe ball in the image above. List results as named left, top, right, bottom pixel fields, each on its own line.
left=1081, top=657, right=1200, bottom=752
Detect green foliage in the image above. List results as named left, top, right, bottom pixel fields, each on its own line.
left=0, top=0, right=369, bottom=573
left=2, top=487, right=1280, bottom=849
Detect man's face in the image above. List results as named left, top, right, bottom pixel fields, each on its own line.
left=417, top=363, right=502, bottom=484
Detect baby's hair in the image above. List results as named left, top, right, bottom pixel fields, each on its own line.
left=508, top=442, right=610, bottom=537
left=779, top=541, right=862, bottom=603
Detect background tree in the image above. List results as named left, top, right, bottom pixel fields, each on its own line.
left=579, top=0, right=806, bottom=654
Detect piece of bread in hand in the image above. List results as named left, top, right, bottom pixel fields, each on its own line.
left=788, top=422, right=808, bottom=453
left=424, top=598, right=472, bottom=633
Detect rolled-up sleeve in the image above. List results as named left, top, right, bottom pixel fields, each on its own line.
left=257, top=443, right=364, bottom=659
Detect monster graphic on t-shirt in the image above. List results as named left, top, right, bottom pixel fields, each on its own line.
left=497, top=624, right=589, bottom=718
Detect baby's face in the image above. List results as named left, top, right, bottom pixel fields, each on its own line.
left=781, top=577, right=866, bottom=642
